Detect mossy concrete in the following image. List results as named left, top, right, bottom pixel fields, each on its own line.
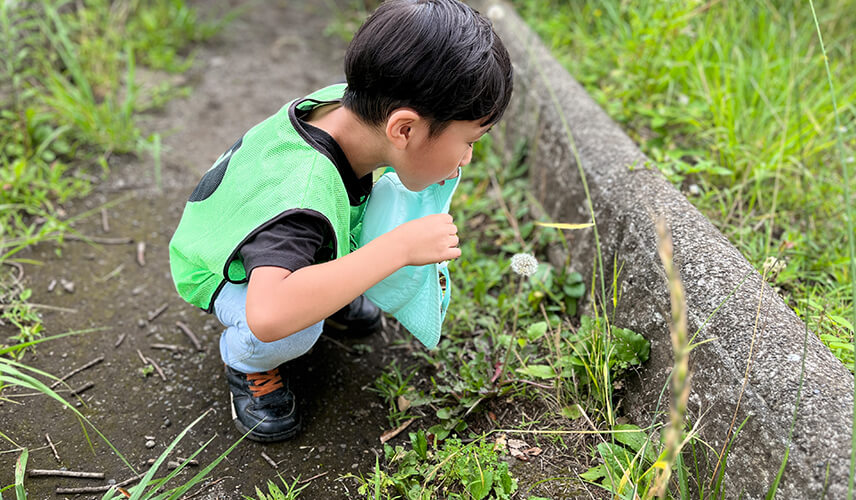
left=474, top=0, right=854, bottom=497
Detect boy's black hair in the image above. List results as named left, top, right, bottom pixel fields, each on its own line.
left=342, top=0, right=513, bottom=137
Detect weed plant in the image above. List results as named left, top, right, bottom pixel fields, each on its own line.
left=510, top=0, right=856, bottom=368
left=344, top=430, right=517, bottom=500
left=0, top=0, right=222, bottom=355
left=352, top=135, right=653, bottom=498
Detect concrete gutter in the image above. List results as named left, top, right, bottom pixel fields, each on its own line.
left=472, top=1, right=854, bottom=497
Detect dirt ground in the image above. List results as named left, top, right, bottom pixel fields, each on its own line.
left=0, top=1, right=596, bottom=498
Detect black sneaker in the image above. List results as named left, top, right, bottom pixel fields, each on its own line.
left=224, top=364, right=301, bottom=442
left=323, top=294, right=382, bottom=337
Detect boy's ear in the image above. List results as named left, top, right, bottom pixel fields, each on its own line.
left=385, top=109, right=422, bottom=150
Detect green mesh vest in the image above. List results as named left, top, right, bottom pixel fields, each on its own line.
left=169, top=84, right=365, bottom=311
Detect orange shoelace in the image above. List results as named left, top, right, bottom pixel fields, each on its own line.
left=246, top=369, right=284, bottom=397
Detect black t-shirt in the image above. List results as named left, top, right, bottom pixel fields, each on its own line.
left=239, top=100, right=372, bottom=276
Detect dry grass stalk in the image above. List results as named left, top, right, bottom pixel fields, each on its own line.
left=650, top=218, right=691, bottom=498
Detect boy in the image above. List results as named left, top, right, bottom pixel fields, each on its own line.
left=169, top=0, right=513, bottom=442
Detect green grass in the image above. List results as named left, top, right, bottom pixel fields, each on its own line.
left=354, top=135, right=656, bottom=497
left=509, top=0, right=856, bottom=368
left=0, top=0, right=222, bottom=354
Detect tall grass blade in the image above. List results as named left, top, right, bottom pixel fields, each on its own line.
left=122, top=410, right=213, bottom=500
left=0, top=354, right=135, bottom=474
left=14, top=448, right=27, bottom=500
left=805, top=1, right=856, bottom=497
left=40, top=1, right=95, bottom=104
left=712, top=416, right=750, bottom=499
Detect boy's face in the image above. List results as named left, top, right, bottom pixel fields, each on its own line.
left=396, top=119, right=492, bottom=192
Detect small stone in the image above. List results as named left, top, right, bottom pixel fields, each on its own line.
left=137, top=318, right=147, bottom=328
left=60, top=278, right=75, bottom=293
left=145, top=440, right=156, bottom=448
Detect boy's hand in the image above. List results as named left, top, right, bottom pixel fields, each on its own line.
left=391, top=213, right=461, bottom=266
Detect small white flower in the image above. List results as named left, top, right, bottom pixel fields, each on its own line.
left=487, top=5, right=505, bottom=21
left=510, top=253, right=538, bottom=277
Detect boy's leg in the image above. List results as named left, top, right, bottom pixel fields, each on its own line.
left=214, top=282, right=323, bottom=442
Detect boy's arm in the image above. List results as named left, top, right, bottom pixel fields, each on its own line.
left=245, top=213, right=459, bottom=342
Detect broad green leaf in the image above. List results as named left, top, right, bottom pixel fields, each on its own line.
left=516, top=364, right=555, bottom=379
left=613, top=424, right=657, bottom=463
left=526, top=321, right=548, bottom=340
left=561, top=404, right=582, bottom=420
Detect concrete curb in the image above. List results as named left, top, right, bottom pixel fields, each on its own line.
left=473, top=1, right=853, bottom=497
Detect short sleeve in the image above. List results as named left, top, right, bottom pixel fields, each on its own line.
left=239, top=212, right=333, bottom=275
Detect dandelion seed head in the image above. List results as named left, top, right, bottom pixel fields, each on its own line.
left=510, top=253, right=538, bottom=277
left=487, top=5, right=505, bottom=20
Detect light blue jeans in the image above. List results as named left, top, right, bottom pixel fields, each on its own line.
left=213, top=282, right=323, bottom=373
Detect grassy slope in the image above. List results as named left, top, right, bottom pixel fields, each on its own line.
left=509, top=0, right=856, bottom=368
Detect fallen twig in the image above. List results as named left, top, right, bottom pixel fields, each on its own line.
left=297, top=471, right=328, bottom=484
left=137, top=241, right=146, bottom=266
left=380, top=418, right=416, bottom=444
left=136, top=349, right=148, bottom=365
left=115, top=332, right=127, bottom=348
left=145, top=356, right=167, bottom=380
left=45, top=434, right=61, bottom=463
left=0, top=303, right=77, bottom=313
left=68, top=382, right=94, bottom=397
left=320, top=334, right=355, bottom=353
left=260, top=451, right=278, bottom=469
left=101, top=208, right=110, bottom=232
left=150, top=343, right=183, bottom=352
left=176, top=321, right=203, bottom=351
left=147, top=303, right=169, bottom=322
left=51, top=356, right=104, bottom=388
left=97, top=264, right=125, bottom=282
left=0, top=444, right=51, bottom=456
left=146, top=457, right=198, bottom=467
left=511, top=378, right=554, bottom=390
left=29, top=469, right=104, bottom=479
left=65, top=234, right=133, bottom=245
left=55, top=473, right=144, bottom=494
left=183, top=476, right=231, bottom=500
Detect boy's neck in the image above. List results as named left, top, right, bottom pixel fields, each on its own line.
left=306, top=104, right=387, bottom=179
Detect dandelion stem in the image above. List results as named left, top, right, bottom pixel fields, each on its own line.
left=498, top=276, right=526, bottom=384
